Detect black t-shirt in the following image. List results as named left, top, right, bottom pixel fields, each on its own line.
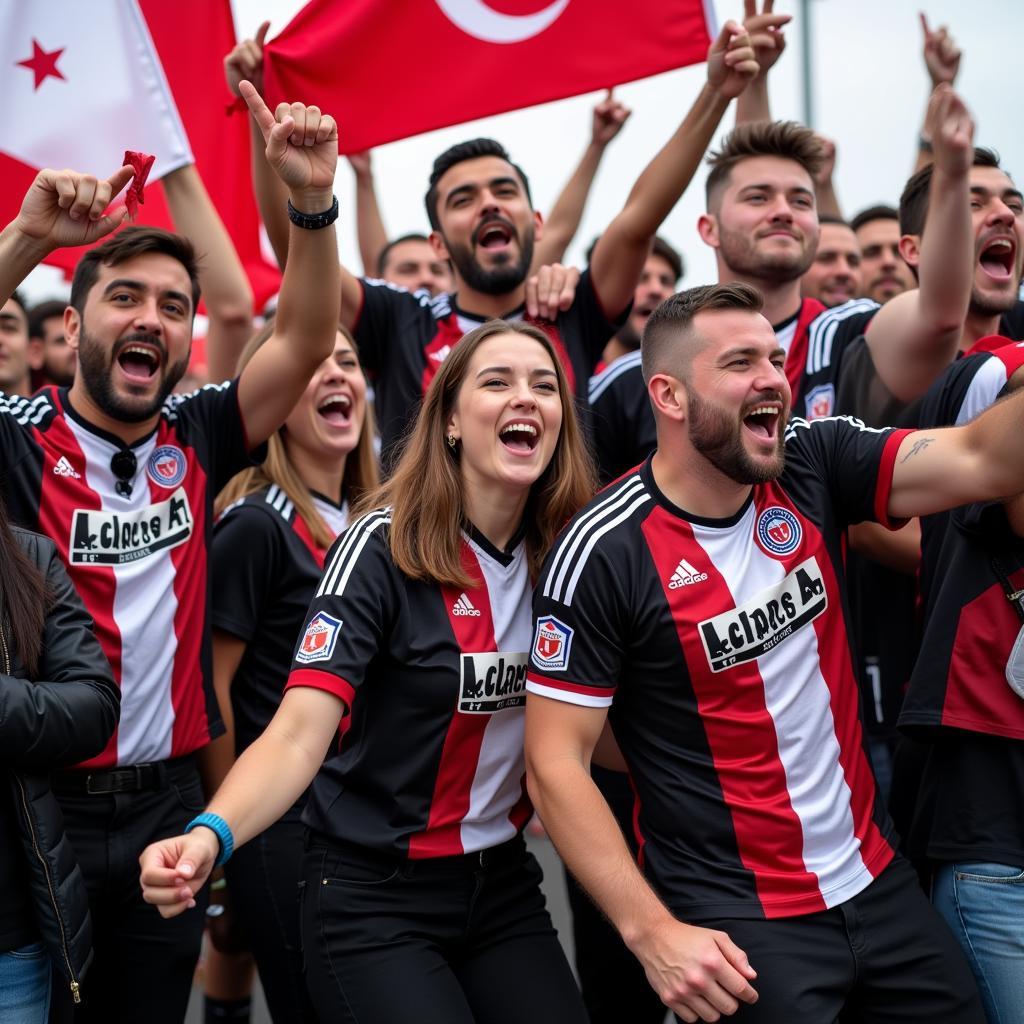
left=528, top=417, right=910, bottom=921
left=211, top=485, right=348, bottom=755
left=353, top=272, right=624, bottom=463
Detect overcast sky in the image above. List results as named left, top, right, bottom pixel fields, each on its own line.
left=19, top=0, right=1024, bottom=302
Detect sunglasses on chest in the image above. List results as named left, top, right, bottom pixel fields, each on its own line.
left=110, top=449, right=138, bottom=498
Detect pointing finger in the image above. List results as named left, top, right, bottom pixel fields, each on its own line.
left=239, top=80, right=275, bottom=136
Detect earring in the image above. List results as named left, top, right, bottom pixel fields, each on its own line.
left=447, top=433, right=458, bottom=449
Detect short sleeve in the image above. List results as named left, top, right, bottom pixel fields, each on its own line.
left=527, top=541, right=626, bottom=709
left=211, top=505, right=282, bottom=643
left=559, top=268, right=630, bottom=370
left=918, top=344, right=1024, bottom=430
left=784, top=416, right=911, bottom=529
left=285, top=512, right=397, bottom=709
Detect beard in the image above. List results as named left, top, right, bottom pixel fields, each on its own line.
left=969, top=283, right=1020, bottom=317
left=718, top=225, right=815, bottom=286
left=77, top=327, right=188, bottom=423
left=686, top=385, right=786, bottom=485
left=445, top=221, right=535, bottom=297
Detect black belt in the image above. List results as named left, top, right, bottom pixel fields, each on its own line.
left=53, top=755, right=193, bottom=795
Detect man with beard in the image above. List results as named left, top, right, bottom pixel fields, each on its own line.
left=0, top=81, right=340, bottom=1023
left=519, top=280, right=1024, bottom=1023
left=800, top=216, right=862, bottom=309
left=27, top=298, right=77, bottom=388
left=850, top=206, right=915, bottom=305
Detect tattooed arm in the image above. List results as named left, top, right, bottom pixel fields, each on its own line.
left=889, top=387, right=1024, bottom=519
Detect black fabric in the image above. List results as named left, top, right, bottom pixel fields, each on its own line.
left=587, top=352, right=654, bottom=485
left=0, top=528, right=119, bottom=988
left=0, top=780, right=34, bottom=952
left=353, top=271, right=624, bottom=463
left=301, top=835, right=587, bottom=1024
left=998, top=299, right=1024, bottom=340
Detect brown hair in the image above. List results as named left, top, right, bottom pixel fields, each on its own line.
left=0, top=497, right=48, bottom=677
left=900, top=147, right=1003, bottom=237
left=355, top=319, right=595, bottom=587
left=642, top=282, right=764, bottom=383
left=215, top=323, right=378, bottom=548
left=705, top=121, right=824, bottom=210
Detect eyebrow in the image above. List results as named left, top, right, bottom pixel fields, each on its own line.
left=0, top=312, right=24, bottom=327
left=971, top=185, right=1024, bottom=203
left=475, top=365, right=558, bottom=379
left=718, top=346, right=787, bottom=363
left=445, top=176, right=521, bottom=206
left=739, top=183, right=815, bottom=197
left=102, top=278, right=192, bottom=310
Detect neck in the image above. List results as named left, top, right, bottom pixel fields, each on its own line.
left=717, top=262, right=802, bottom=327
left=4, top=372, right=32, bottom=399
left=961, top=307, right=1004, bottom=353
left=651, top=439, right=752, bottom=520
left=286, top=440, right=347, bottom=504
left=66, top=378, right=160, bottom=445
left=453, top=277, right=525, bottom=320
left=461, top=476, right=528, bottom=551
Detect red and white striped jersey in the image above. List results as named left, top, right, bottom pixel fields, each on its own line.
left=0, top=383, right=260, bottom=768
left=529, top=416, right=911, bottom=921
left=286, top=512, right=533, bottom=858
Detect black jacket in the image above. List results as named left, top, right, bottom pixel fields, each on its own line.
left=1, top=527, right=119, bottom=1003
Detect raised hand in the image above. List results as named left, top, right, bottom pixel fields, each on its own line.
left=224, top=20, right=269, bottom=98
left=929, top=84, right=974, bottom=176
left=742, top=0, right=791, bottom=78
left=139, top=831, right=219, bottom=919
left=920, top=13, right=961, bottom=88
left=526, top=263, right=581, bottom=321
left=239, top=80, right=338, bottom=199
left=707, top=20, right=759, bottom=100
left=813, top=134, right=837, bottom=188
left=347, top=150, right=373, bottom=180
left=591, top=90, right=632, bottom=148
left=14, top=165, right=134, bottom=252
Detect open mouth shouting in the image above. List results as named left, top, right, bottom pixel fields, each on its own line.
left=317, top=393, right=353, bottom=428
left=978, top=235, right=1017, bottom=284
left=742, top=402, right=783, bottom=445
left=474, top=218, right=516, bottom=253
left=115, top=340, right=163, bottom=384
left=498, top=419, right=540, bottom=455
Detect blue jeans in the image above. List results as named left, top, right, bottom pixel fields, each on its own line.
left=0, top=941, right=51, bottom=1024
left=932, top=862, right=1024, bottom=1024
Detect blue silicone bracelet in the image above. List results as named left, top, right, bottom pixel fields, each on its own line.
left=185, top=812, right=234, bottom=867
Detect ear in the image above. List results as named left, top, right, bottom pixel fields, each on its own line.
left=27, top=338, right=44, bottom=371
left=445, top=407, right=460, bottom=441
left=429, top=230, right=450, bottom=261
left=63, top=306, right=81, bottom=352
left=531, top=208, right=544, bottom=243
left=648, top=372, right=687, bottom=424
left=897, top=233, right=921, bottom=269
left=697, top=213, right=719, bottom=249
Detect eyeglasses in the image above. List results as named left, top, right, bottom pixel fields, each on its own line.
left=110, top=449, right=137, bottom=498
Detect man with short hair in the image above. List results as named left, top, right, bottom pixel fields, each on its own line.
left=850, top=205, right=914, bottom=304
left=375, top=231, right=453, bottom=296
left=0, top=83, right=340, bottom=1022
left=0, top=291, right=34, bottom=397
left=28, top=297, right=77, bottom=387
left=800, top=215, right=861, bottom=308
left=523, top=281, right=1014, bottom=1023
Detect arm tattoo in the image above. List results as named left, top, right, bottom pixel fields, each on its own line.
left=900, top=437, right=935, bottom=463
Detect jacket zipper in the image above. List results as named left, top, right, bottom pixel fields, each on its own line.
left=2, top=628, right=81, bottom=1004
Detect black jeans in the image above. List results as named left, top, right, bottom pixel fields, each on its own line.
left=49, top=757, right=208, bottom=1024
left=225, top=808, right=317, bottom=1023
left=676, top=857, right=985, bottom=1023
left=301, top=833, right=587, bottom=1024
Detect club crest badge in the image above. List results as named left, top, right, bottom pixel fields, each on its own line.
left=756, top=506, right=802, bottom=558
left=531, top=616, right=573, bottom=672
left=804, top=384, right=835, bottom=421
left=295, top=612, right=343, bottom=664
left=146, top=445, right=187, bottom=488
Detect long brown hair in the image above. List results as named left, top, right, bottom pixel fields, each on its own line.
left=216, top=323, right=379, bottom=548
left=0, top=495, right=48, bottom=676
left=355, top=319, right=595, bottom=587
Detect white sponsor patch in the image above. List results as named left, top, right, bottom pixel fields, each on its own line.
left=698, top=557, right=827, bottom=672
left=531, top=616, right=573, bottom=672
left=458, top=652, right=528, bottom=713
left=295, top=612, right=343, bottom=665
left=69, top=487, right=193, bottom=566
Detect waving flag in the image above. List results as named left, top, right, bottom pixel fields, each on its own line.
left=0, top=0, right=281, bottom=309
left=263, top=0, right=717, bottom=154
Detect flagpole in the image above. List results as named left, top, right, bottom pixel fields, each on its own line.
left=800, top=0, right=815, bottom=128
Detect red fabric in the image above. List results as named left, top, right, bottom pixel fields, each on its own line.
left=263, top=0, right=715, bottom=154
left=0, top=1, right=281, bottom=310
left=122, top=150, right=155, bottom=218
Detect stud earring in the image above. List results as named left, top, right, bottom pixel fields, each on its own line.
left=447, top=433, right=458, bottom=449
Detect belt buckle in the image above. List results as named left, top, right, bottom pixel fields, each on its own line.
left=85, top=766, right=142, bottom=795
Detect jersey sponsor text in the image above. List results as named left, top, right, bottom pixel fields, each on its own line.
left=459, top=652, right=528, bottom=713
left=70, top=487, right=193, bottom=565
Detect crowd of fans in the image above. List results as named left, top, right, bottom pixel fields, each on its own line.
left=0, top=5, right=1020, bottom=1024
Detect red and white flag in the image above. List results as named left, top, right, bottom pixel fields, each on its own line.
left=0, top=0, right=281, bottom=309
left=264, top=0, right=717, bottom=154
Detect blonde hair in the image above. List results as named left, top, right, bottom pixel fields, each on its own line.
left=215, top=323, right=378, bottom=548
left=354, top=319, right=595, bottom=587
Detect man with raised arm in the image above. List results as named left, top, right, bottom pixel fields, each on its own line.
left=524, top=283, right=1001, bottom=1023
left=0, top=82, right=339, bottom=1022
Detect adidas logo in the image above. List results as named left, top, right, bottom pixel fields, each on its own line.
left=668, top=558, right=707, bottom=589
left=53, top=456, right=81, bottom=480
left=453, top=593, right=481, bottom=617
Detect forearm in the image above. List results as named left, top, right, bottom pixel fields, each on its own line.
left=532, top=141, right=604, bottom=270
left=735, top=77, right=769, bottom=124
left=816, top=178, right=842, bottom=220
left=0, top=222, right=50, bottom=307
left=916, top=164, right=972, bottom=336
left=353, top=171, right=388, bottom=276
left=250, top=114, right=290, bottom=268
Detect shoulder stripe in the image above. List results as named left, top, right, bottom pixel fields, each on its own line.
left=588, top=350, right=643, bottom=404
left=316, top=508, right=392, bottom=598
left=806, top=298, right=878, bottom=374
left=162, top=380, right=231, bottom=421
left=955, top=354, right=1018, bottom=426
left=543, top=475, right=649, bottom=605
left=2, top=390, right=54, bottom=426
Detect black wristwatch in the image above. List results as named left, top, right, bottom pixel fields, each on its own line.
left=287, top=195, right=339, bottom=230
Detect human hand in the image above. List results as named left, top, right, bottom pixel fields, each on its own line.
left=224, top=20, right=269, bottom=98
left=526, top=263, right=581, bottom=320
left=929, top=84, right=974, bottom=176
left=347, top=150, right=373, bottom=181
left=591, top=90, right=631, bottom=147
left=742, top=0, right=791, bottom=78
left=920, top=13, right=961, bottom=88
left=13, top=165, right=134, bottom=253
left=632, top=917, right=758, bottom=1022
left=707, top=21, right=759, bottom=100
left=239, top=80, right=338, bottom=207
left=813, top=134, right=836, bottom=188
left=139, top=830, right=219, bottom=919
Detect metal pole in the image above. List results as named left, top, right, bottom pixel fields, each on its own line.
left=801, top=0, right=814, bottom=128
